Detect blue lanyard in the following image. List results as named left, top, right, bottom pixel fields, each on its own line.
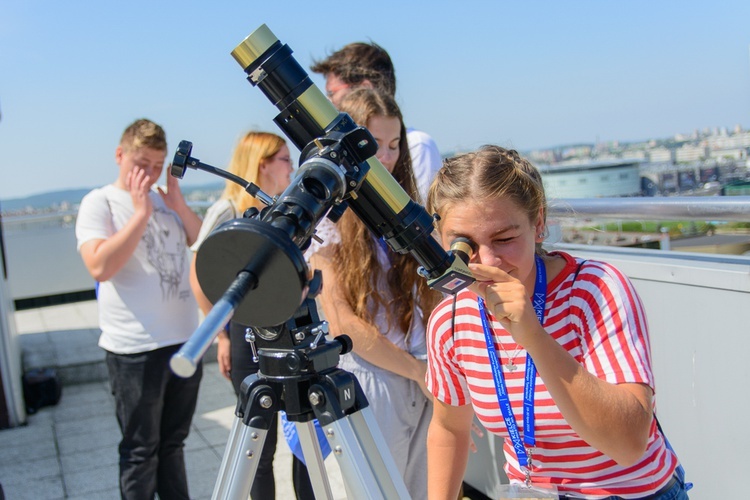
left=478, top=254, right=547, bottom=470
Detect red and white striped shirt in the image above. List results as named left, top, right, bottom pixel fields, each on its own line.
left=426, top=252, right=679, bottom=498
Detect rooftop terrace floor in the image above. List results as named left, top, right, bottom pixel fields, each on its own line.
left=1, top=301, right=346, bottom=499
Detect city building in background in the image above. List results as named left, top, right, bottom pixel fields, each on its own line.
left=538, top=159, right=642, bottom=198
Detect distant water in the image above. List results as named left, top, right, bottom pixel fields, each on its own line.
left=2, top=213, right=93, bottom=300
left=0, top=183, right=224, bottom=301
left=1, top=182, right=223, bottom=213
left=0, top=189, right=92, bottom=212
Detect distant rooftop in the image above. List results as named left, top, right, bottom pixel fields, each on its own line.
left=537, top=158, right=643, bottom=175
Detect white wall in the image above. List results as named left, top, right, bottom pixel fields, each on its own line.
left=0, top=225, right=27, bottom=427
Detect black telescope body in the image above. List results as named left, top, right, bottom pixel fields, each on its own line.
left=196, top=23, right=475, bottom=326
left=170, top=25, right=474, bottom=377
left=230, top=24, right=472, bottom=292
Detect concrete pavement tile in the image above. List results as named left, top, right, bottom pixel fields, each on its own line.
left=48, top=334, right=101, bottom=359
left=2, top=306, right=347, bottom=500
left=195, top=388, right=235, bottom=413
left=51, top=396, right=114, bottom=422
left=49, top=383, right=112, bottom=418
left=57, top=426, right=120, bottom=455
left=23, top=406, right=55, bottom=425
left=196, top=371, right=233, bottom=394
left=184, top=428, right=212, bottom=452
left=193, top=424, right=231, bottom=448
left=66, top=489, right=119, bottom=500
left=22, top=349, right=58, bottom=368
left=0, top=456, right=59, bottom=483
left=52, top=342, right=103, bottom=362
left=184, top=447, right=222, bottom=500
left=56, top=414, right=119, bottom=439
left=60, top=446, right=118, bottom=475
left=54, top=380, right=110, bottom=398
left=0, top=473, right=64, bottom=500
left=0, top=421, right=54, bottom=447
left=14, top=309, right=46, bottom=335
left=58, top=362, right=109, bottom=386
left=0, top=437, right=58, bottom=466
left=194, top=405, right=236, bottom=431
left=47, top=328, right=97, bottom=343
left=63, top=463, right=119, bottom=497
left=76, top=300, right=99, bottom=316
left=21, top=332, right=58, bottom=367
left=40, top=305, right=97, bottom=331
left=18, top=331, right=52, bottom=346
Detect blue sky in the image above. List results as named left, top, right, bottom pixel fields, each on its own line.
left=1, top=1, right=749, bottom=199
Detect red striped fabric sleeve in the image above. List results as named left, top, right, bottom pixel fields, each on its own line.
left=569, top=260, right=654, bottom=389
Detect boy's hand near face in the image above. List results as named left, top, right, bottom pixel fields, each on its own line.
left=157, top=166, right=188, bottom=213
left=157, top=165, right=202, bottom=245
left=128, top=167, right=154, bottom=218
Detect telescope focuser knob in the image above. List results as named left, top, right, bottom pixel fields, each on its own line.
left=171, top=140, right=194, bottom=179
left=170, top=162, right=186, bottom=179
left=243, top=207, right=260, bottom=219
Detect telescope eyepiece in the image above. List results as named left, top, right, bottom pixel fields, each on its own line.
left=450, top=237, right=476, bottom=265
left=335, top=334, right=354, bottom=355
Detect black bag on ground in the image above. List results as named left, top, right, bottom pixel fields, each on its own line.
left=22, top=367, right=62, bottom=414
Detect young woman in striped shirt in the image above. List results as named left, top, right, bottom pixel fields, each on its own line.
left=424, top=145, right=688, bottom=499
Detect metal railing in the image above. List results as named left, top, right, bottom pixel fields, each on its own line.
left=548, top=196, right=750, bottom=222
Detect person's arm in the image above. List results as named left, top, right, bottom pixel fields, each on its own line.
left=190, top=254, right=214, bottom=316
left=309, top=250, right=431, bottom=397
left=427, top=400, right=474, bottom=500
left=159, top=170, right=202, bottom=245
left=469, top=262, right=652, bottom=466
left=523, top=327, right=652, bottom=465
left=80, top=168, right=152, bottom=282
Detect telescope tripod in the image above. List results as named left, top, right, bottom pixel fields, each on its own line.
left=211, top=309, right=410, bottom=500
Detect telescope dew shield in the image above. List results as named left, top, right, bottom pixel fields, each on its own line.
left=231, top=25, right=334, bottom=152
left=232, top=25, right=474, bottom=290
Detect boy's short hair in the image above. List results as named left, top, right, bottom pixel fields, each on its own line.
left=310, top=42, right=397, bottom=96
left=120, top=118, right=167, bottom=153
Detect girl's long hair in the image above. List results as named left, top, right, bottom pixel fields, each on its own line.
left=333, top=89, right=441, bottom=335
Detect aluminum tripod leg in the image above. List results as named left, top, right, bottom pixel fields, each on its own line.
left=295, top=420, right=334, bottom=499
left=211, top=415, right=269, bottom=500
left=320, top=406, right=410, bottom=500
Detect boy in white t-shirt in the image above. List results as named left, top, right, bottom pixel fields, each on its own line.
left=75, top=118, right=203, bottom=499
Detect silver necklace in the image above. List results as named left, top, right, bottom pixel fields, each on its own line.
left=495, top=338, right=523, bottom=372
